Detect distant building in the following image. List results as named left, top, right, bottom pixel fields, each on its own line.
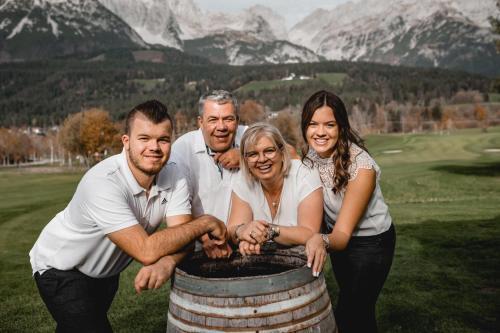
left=281, top=73, right=311, bottom=81
left=281, top=73, right=296, bottom=81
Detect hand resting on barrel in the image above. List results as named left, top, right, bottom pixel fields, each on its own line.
left=305, top=233, right=328, bottom=277
left=235, top=220, right=269, bottom=244
left=200, top=233, right=233, bottom=259
left=238, top=240, right=262, bottom=256
left=206, top=218, right=230, bottom=246
left=134, top=255, right=177, bottom=294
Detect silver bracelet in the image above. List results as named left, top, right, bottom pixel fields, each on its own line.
left=321, top=233, right=330, bottom=250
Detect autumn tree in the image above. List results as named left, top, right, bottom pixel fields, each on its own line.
left=474, top=104, right=489, bottom=132
left=441, top=107, right=456, bottom=132
left=450, top=90, right=484, bottom=104
left=0, top=128, right=33, bottom=165
left=0, top=128, right=11, bottom=164
left=373, top=103, right=388, bottom=134
left=269, top=109, right=301, bottom=149
left=58, top=108, right=120, bottom=165
left=239, top=100, right=266, bottom=125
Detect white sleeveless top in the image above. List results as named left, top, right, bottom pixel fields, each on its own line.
left=306, top=144, right=391, bottom=237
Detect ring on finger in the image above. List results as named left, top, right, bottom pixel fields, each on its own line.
left=250, top=230, right=257, bottom=238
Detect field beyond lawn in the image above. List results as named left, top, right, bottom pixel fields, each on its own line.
left=1, top=127, right=499, bottom=332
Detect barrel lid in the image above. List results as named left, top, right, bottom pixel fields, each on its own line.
left=172, top=245, right=319, bottom=297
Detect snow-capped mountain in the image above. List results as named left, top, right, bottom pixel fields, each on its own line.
left=0, top=0, right=497, bottom=73
left=96, top=0, right=308, bottom=65
left=98, top=0, right=289, bottom=46
left=184, top=31, right=320, bottom=66
left=289, top=0, right=499, bottom=75
left=98, top=0, right=184, bottom=49
left=204, top=5, right=288, bottom=42
left=0, top=0, right=146, bottom=62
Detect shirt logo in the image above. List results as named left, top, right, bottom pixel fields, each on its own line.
left=161, top=198, right=167, bottom=205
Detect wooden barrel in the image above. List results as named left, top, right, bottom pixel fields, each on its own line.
left=167, top=244, right=336, bottom=332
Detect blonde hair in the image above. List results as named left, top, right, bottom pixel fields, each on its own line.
left=240, top=122, right=291, bottom=184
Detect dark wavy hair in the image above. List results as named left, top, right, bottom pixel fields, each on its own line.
left=301, top=90, right=367, bottom=193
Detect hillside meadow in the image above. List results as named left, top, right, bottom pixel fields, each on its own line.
left=0, top=127, right=499, bottom=332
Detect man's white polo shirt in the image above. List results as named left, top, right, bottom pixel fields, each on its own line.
left=170, top=126, right=246, bottom=223
left=29, top=150, right=191, bottom=278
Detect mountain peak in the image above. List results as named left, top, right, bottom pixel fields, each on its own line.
left=0, top=0, right=146, bottom=62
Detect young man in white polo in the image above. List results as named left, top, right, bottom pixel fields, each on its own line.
left=29, top=100, right=228, bottom=332
left=170, top=90, right=247, bottom=259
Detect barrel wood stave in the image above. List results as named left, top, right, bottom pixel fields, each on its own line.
left=167, top=246, right=336, bottom=332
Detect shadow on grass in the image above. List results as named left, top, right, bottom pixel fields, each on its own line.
left=380, top=216, right=500, bottom=333
left=432, top=161, right=500, bottom=176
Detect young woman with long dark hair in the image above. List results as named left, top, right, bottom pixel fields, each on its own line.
left=302, top=90, right=396, bottom=333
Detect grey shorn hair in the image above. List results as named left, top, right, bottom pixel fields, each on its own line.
left=198, top=90, right=239, bottom=116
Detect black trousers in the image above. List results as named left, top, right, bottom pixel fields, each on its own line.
left=330, top=224, right=396, bottom=333
left=34, top=268, right=119, bottom=333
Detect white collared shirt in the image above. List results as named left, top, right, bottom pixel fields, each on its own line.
left=29, top=150, right=191, bottom=278
left=170, top=126, right=247, bottom=223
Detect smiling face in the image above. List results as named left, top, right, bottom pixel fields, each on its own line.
left=306, top=106, right=339, bottom=158
left=245, top=135, right=283, bottom=183
left=122, top=113, right=172, bottom=178
left=198, top=100, right=238, bottom=152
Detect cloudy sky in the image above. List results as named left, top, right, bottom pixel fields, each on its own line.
left=193, top=0, right=352, bottom=28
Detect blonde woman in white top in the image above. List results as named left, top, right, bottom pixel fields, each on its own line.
left=227, top=123, right=327, bottom=276
left=302, top=90, right=396, bottom=333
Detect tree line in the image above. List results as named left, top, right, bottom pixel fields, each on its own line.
left=0, top=57, right=494, bottom=128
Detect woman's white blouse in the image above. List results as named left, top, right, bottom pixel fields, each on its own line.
left=307, top=144, right=392, bottom=237
left=232, top=160, right=322, bottom=227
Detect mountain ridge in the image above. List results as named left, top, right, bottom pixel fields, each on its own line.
left=0, top=0, right=498, bottom=75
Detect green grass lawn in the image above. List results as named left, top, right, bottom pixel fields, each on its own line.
left=316, top=72, right=347, bottom=86
left=488, top=93, right=500, bottom=103
left=1, top=127, right=499, bottom=332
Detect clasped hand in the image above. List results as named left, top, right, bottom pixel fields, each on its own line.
left=236, top=220, right=270, bottom=256
left=201, top=218, right=232, bottom=259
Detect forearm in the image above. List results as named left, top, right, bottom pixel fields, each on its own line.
left=161, top=242, right=194, bottom=265
left=142, top=215, right=218, bottom=264
left=327, top=228, right=352, bottom=251
left=274, top=226, right=314, bottom=246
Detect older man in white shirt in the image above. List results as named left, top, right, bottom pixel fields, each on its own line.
left=170, top=90, right=247, bottom=258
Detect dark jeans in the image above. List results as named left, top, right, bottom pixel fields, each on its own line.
left=330, top=224, right=396, bottom=333
left=34, top=268, right=119, bottom=333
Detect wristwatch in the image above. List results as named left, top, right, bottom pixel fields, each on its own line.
left=267, top=225, right=281, bottom=241
left=321, top=233, right=330, bottom=250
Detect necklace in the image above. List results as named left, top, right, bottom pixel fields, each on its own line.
left=263, top=185, right=283, bottom=210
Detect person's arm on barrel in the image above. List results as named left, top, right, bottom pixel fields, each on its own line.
left=271, top=188, right=323, bottom=246
left=227, top=191, right=269, bottom=255
left=133, top=214, right=193, bottom=293
left=306, top=168, right=376, bottom=275
left=108, top=214, right=228, bottom=266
